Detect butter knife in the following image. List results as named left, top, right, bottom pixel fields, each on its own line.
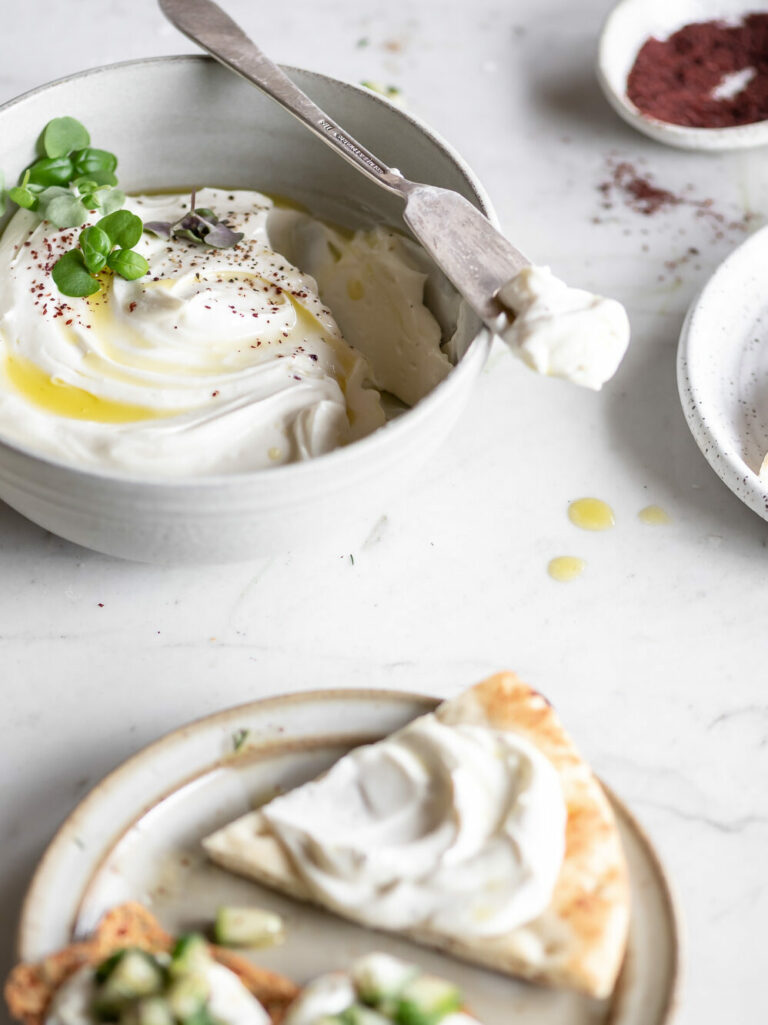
left=158, top=0, right=527, bottom=334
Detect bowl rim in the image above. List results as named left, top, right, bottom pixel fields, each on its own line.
left=676, top=222, right=768, bottom=521
left=0, top=54, right=496, bottom=489
left=596, top=0, right=768, bottom=150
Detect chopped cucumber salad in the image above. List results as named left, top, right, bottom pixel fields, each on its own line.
left=91, top=935, right=216, bottom=1025
left=284, top=954, right=468, bottom=1025
left=214, top=907, right=285, bottom=949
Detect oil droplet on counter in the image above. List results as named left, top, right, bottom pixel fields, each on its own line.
left=547, top=556, right=586, bottom=582
left=638, top=504, right=671, bottom=525
left=268, top=446, right=282, bottom=461
left=568, top=497, right=615, bottom=531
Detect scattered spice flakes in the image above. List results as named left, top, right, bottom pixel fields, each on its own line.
left=596, top=154, right=759, bottom=238
left=598, top=158, right=681, bottom=216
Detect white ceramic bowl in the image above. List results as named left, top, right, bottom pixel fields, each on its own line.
left=0, top=56, right=493, bottom=563
left=597, top=0, right=768, bottom=151
left=678, top=224, right=768, bottom=521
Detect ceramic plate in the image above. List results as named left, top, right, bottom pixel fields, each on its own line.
left=19, top=690, right=681, bottom=1025
left=678, top=224, right=768, bottom=520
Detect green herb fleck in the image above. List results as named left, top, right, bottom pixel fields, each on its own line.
left=232, top=729, right=250, bottom=753
left=360, top=81, right=405, bottom=105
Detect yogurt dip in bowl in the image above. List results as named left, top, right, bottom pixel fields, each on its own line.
left=0, top=56, right=492, bottom=562
left=0, top=188, right=456, bottom=476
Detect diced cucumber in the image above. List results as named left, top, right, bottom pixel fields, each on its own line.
left=351, top=954, right=418, bottom=1008
left=135, top=998, right=175, bottom=1025
left=395, top=975, right=462, bottom=1025
left=166, top=973, right=210, bottom=1020
left=118, top=997, right=175, bottom=1025
left=93, top=950, right=165, bottom=1017
left=169, top=935, right=211, bottom=978
left=342, top=1004, right=392, bottom=1025
left=213, top=906, right=285, bottom=949
left=282, top=973, right=356, bottom=1025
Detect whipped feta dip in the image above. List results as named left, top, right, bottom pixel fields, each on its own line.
left=498, top=265, right=630, bottom=390
left=260, top=713, right=567, bottom=937
left=45, top=962, right=270, bottom=1025
left=0, top=188, right=453, bottom=475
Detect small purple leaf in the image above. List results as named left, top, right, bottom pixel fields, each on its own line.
left=143, top=220, right=172, bottom=239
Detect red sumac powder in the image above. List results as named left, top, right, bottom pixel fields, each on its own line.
left=627, top=13, right=768, bottom=127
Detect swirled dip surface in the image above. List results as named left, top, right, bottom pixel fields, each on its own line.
left=259, top=713, right=566, bottom=936
left=0, top=189, right=453, bottom=475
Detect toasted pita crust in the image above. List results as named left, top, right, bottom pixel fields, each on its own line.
left=203, top=673, right=630, bottom=999
left=4, top=902, right=297, bottom=1025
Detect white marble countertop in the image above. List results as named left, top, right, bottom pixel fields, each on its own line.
left=1, top=1, right=766, bottom=1022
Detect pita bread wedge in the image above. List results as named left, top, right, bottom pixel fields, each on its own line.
left=203, top=673, right=630, bottom=999
left=4, top=902, right=298, bottom=1025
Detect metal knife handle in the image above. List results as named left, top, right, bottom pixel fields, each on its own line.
left=159, top=0, right=409, bottom=197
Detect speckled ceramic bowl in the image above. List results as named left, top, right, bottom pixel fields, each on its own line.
left=0, top=56, right=493, bottom=563
left=678, top=223, right=768, bottom=520
left=598, top=0, right=768, bottom=150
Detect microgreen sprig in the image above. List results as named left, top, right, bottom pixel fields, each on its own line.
left=3, top=120, right=243, bottom=301
left=144, top=189, right=244, bottom=249
left=52, top=210, right=148, bottom=298
left=5, top=117, right=124, bottom=229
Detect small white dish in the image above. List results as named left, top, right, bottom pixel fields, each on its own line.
left=18, top=688, right=682, bottom=1025
left=0, top=57, right=493, bottom=563
left=678, top=224, right=768, bottom=520
left=597, top=0, right=768, bottom=150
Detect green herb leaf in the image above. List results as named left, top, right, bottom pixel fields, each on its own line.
left=41, top=117, right=90, bottom=159
left=79, top=225, right=112, bottom=274
left=80, top=167, right=117, bottom=187
left=98, top=209, right=142, bottom=248
left=27, top=156, right=74, bottom=188
left=51, top=249, right=101, bottom=297
left=71, top=148, right=118, bottom=180
left=37, top=187, right=88, bottom=228
left=107, top=248, right=149, bottom=281
left=97, top=188, right=126, bottom=216
left=8, top=186, right=38, bottom=210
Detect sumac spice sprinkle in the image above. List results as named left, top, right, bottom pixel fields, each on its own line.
left=627, top=13, right=768, bottom=127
